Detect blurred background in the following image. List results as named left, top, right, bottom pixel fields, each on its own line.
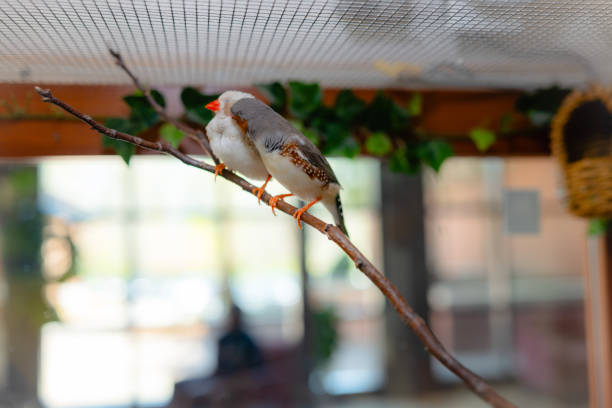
left=0, top=155, right=589, bottom=407
left=2, top=1, right=611, bottom=407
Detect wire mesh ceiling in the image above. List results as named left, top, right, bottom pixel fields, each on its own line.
left=0, top=1, right=610, bottom=88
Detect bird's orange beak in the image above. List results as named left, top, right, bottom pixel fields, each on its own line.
left=205, top=100, right=220, bottom=112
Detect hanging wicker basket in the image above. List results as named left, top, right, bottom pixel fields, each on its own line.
left=551, top=86, right=612, bottom=217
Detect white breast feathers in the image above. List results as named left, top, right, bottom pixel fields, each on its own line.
left=206, top=115, right=269, bottom=181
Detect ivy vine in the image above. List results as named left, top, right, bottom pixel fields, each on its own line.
left=102, top=82, right=454, bottom=173
left=258, top=82, right=453, bottom=174
left=0, top=83, right=572, bottom=172
left=95, top=83, right=571, bottom=173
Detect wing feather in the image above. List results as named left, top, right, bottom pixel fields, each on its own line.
left=287, top=133, right=339, bottom=186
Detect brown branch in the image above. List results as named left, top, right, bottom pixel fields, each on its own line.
left=33, top=86, right=517, bottom=408
left=108, top=49, right=219, bottom=164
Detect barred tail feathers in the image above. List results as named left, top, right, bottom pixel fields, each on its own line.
left=324, top=194, right=348, bottom=236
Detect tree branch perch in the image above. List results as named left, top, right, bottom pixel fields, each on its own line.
left=108, top=49, right=219, bottom=164
left=33, top=84, right=517, bottom=408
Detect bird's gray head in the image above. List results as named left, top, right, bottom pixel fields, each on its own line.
left=206, top=91, right=286, bottom=146
left=231, top=97, right=302, bottom=147
left=205, top=90, right=255, bottom=117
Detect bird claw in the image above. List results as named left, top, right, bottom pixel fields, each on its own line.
left=293, top=207, right=306, bottom=229
left=252, top=186, right=265, bottom=204
left=251, top=175, right=272, bottom=204
left=292, top=197, right=322, bottom=229
left=214, top=163, right=226, bottom=180
left=269, top=194, right=293, bottom=216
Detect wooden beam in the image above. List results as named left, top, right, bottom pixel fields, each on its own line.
left=450, top=132, right=549, bottom=156
left=0, top=84, right=134, bottom=116
left=1, top=120, right=104, bottom=157
left=0, top=84, right=547, bottom=157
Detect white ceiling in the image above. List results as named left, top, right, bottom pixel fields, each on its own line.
left=0, top=1, right=610, bottom=88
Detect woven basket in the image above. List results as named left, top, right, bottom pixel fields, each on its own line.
left=551, top=86, right=612, bottom=217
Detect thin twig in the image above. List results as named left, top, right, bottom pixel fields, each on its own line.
left=108, top=49, right=219, bottom=164
left=34, top=86, right=517, bottom=408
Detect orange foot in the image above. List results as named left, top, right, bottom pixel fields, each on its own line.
left=251, top=175, right=272, bottom=204
left=269, top=193, right=294, bottom=216
left=214, top=163, right=226, bottom=180
left=293, top=197, right=322, bottom=229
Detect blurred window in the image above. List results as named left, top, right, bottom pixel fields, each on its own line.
left=30, top=155, right=384, bottom=407
left=305, top=158, right=386, bottom=396
left=424, top=158, right=588, bottom=401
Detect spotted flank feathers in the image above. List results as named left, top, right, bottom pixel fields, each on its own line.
left=280, top=143, right=331, bottom=185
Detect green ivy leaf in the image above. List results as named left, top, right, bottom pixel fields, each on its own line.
left=389, top=145, right=420, bottom=174
left=123, top=94, right=152, bottom=112
left=515, top=86, right=571, bottom=125
left=417, top=140, right=453, bottom=172
left=150, top=89, right=166, bottom=108
left=364, top=92, right=390, bottom=132
left=256, top=82, right=287, bottom=113
left=310, top=106, right=337, bottom=134
left=181, top=87, right=219, bottom=125
left=390, top=104, right=410, bottom=132
left=500, top=113, right=514, bottom=133
left=102, top=117, right=137, bottom=165
left=328, top=137, right=360, bottom=158
left=469, top=127, right=496, bottom=152
left=312, top=306, right=339, bottom=364
left=365, top=131, right=393, bottom=156
left=159, top=123, right=185, bottom=148
left=122, top=98, right=157, bottom=131
left=102, top=89, right=166, bottom=165
left=289, top=81, right=322, bottom=120
left=122, top=89, right=165, bottom=132
left=407, top=92, right=422, bottom=116
left=105, top=117, right=136, bottom=133
left=181, top=86, right=214, bottom=108
left=321, top=122, right=350, bottom=154
left=334, top=89, right=365, bottom=124
left=320, top=120, right=360, bottom=157
left=103, top=137, right=134, bottom=165
left=588, top=218, right=609, bottom=236
left=364, top=91, right=410, bottom=133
